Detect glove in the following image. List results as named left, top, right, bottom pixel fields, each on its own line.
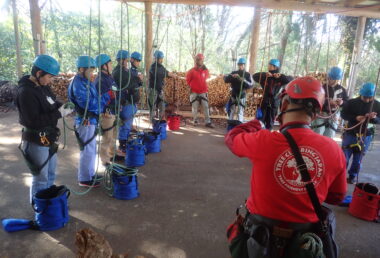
left=59, top=104, right=74, bottom=117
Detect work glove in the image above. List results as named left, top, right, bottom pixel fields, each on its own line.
left=59, top=102, right=75, bottom=117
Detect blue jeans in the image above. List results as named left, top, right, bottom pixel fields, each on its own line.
left=342, top=133, right=372, bottom=178
left=119, top=104, right=137, bottom=140
left=76, top=125, right=97, bottom=182
left=22, top=141, right=57, bottom=202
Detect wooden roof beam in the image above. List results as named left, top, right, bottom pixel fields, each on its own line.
left=124, top=0, right=380, bottom=18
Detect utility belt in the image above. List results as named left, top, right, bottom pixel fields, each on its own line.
left=311, top=120, right=338, bottom=132
left=22, top=127, right=60, bottom=147
left=75, top=107, right=98, bottom=120
left=244, top=213, right=316, bottom=258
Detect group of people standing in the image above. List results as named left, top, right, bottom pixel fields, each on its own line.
left=223, top=57, right=379, bottom=185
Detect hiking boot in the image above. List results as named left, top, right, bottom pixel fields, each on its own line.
left=205, top=122, right=215, bottom=128
left=347, top=176, right=356, bottom=184
left=78, top=180, right=100, bottom=188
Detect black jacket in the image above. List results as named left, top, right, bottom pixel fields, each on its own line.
left=253, top=72, right=293, bottom=107
left=322, top=84, right=348, bottom=113
left=149, top=62, right=169, bottom=92
left=341, top=97, right=380, bottom=136
left=112, top=64, right=131, bottom=105
left=15, top=76, right=62, bottom=143
left=224, top=70, right=253, bottom=99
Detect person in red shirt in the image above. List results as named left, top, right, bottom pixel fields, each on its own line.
left=186, top=53, right=214, bottom=128
left=225, top=77, right=346, bottom=255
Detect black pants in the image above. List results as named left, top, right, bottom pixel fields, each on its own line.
left=261, top=105, right=276, bottom=130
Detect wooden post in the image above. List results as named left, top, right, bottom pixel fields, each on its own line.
left=347, top=16, right=366, bottom=98
left=145, top=1, right=153, bottom=76
left=249, top=7, right=261, bottom=74
left=11, top=0, right=23, bottom=78
left=29, top=0, right=46, bottom=56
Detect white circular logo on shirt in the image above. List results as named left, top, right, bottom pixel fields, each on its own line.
left=274, top=147, right=324, bottom=194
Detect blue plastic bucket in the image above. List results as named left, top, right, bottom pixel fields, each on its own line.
left=112, top=174, right=139, bottom=200
left=153, top=119, right=167, bottom=140
left=125, top=140, right=146, bottom=167
left=32, top=185, right=70, bottom=231
left=144, top=131, right=161, bottom=153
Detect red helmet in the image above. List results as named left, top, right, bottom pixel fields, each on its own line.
left=284, top=76, right=325, bottom=111
left=195, top=53, right=204, bottom=60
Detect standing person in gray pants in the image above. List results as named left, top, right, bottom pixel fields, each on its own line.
left=186, top=53, right=214, bottom=128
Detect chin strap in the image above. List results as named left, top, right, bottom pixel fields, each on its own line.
left=277, top=107, right=307, bottom=123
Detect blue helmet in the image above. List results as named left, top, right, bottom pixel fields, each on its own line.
left=76, top=56, right=96, bottom=68
left=131, top=51, right=142, bottom=61
left=153, top=50, right=164, bottom=59
left=237, top=58, right=246, bottom=65
left=269, top=59, right=280, bottom=68
left=360, top=82, right=376, bottom=97
left=95, top=54, right=111, bottom=67
left=33, top=55, right=60, bottom=76
left=328, top=66, right=343, bottom=80
left=116, top=50, right=130, bottom=60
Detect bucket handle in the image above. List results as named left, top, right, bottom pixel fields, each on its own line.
left=358, top=183, right=380, bottom=195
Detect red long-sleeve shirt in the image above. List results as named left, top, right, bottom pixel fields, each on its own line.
left=186, top=66, right=210, bottom=94
left=225, top=120, right=347, bottom=223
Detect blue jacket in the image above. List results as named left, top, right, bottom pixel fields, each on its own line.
left=68, top=74, right=109, bottom=125
left=94, top=72, right=116, bottom=113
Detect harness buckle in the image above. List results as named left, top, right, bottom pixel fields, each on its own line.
left=39, top=132, right=50, bottom=146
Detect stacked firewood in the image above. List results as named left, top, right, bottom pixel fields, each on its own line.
left=50, top=73, right=97, bottom=102
left=50, top=73, right=75, bottom=101
left=244, top=87, right=263, bottom=118
left=306, top=72, right=327, bottom=84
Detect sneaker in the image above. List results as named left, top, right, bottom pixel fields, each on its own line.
left=347, top=176, right=356, bottom=184
left=78, top=180, right=100, bottom=188
left=193, top=120, right=199, bottom=126
left=205, top=122, right=215, bottom=128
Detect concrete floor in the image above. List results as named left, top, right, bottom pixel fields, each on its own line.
left=0, top=110, right=379, bottom=258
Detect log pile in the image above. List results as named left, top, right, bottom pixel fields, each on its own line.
left=163, top=72, right=263, bottom=117
left=49, top=71, right=263, bottom=118
left=306, top=72, right=327, bottom=84
left=50, top=73, right=97, bottom=102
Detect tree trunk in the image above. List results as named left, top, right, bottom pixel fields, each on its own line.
left=145, top=1, right=153, bottom=76
left=29, top=0, right=46, bottom=56
left=12, top=0, right=23, bottom=78
left=248, top=7, right=261, bottom=73
left=277, top=12, right=292, bottom=67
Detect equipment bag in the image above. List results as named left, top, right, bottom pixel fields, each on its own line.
left=256, top=107, right=263, bottom=120
left=32, top=185, right=70, bottom=231
left=348, top=183, right=380, bottom=222
left=2, top=185, right=69, bottom=232
left=282, top=130, right=338, bottom=258
left=227, top=206, right=249, bottom=258
left=153, top=119, right=167, bottom=140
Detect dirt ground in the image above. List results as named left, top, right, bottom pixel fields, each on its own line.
left=0, top=109, right=379, bottom=258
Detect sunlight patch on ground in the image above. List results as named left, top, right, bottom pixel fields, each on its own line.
left=139, top=240, right=187, bottom=258
left=0, top=136, right=20, bottom=145
left=23, top=173, right=32, bottom=187
left=180, top=127, right=210, bottom=134
left=211, top=134, right=225, bottom=138
left=170, top=131, right=184, bottom=135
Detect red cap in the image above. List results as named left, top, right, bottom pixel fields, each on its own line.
left=195, top=53, right=204, bottom=60
left=284, top=76, right=325, bottom=110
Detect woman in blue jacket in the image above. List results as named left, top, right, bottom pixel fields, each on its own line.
left=68, top=56, right=110, bottom=187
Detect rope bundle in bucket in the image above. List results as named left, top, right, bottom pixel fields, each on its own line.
left=105, top=164, right=139, bottom=200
